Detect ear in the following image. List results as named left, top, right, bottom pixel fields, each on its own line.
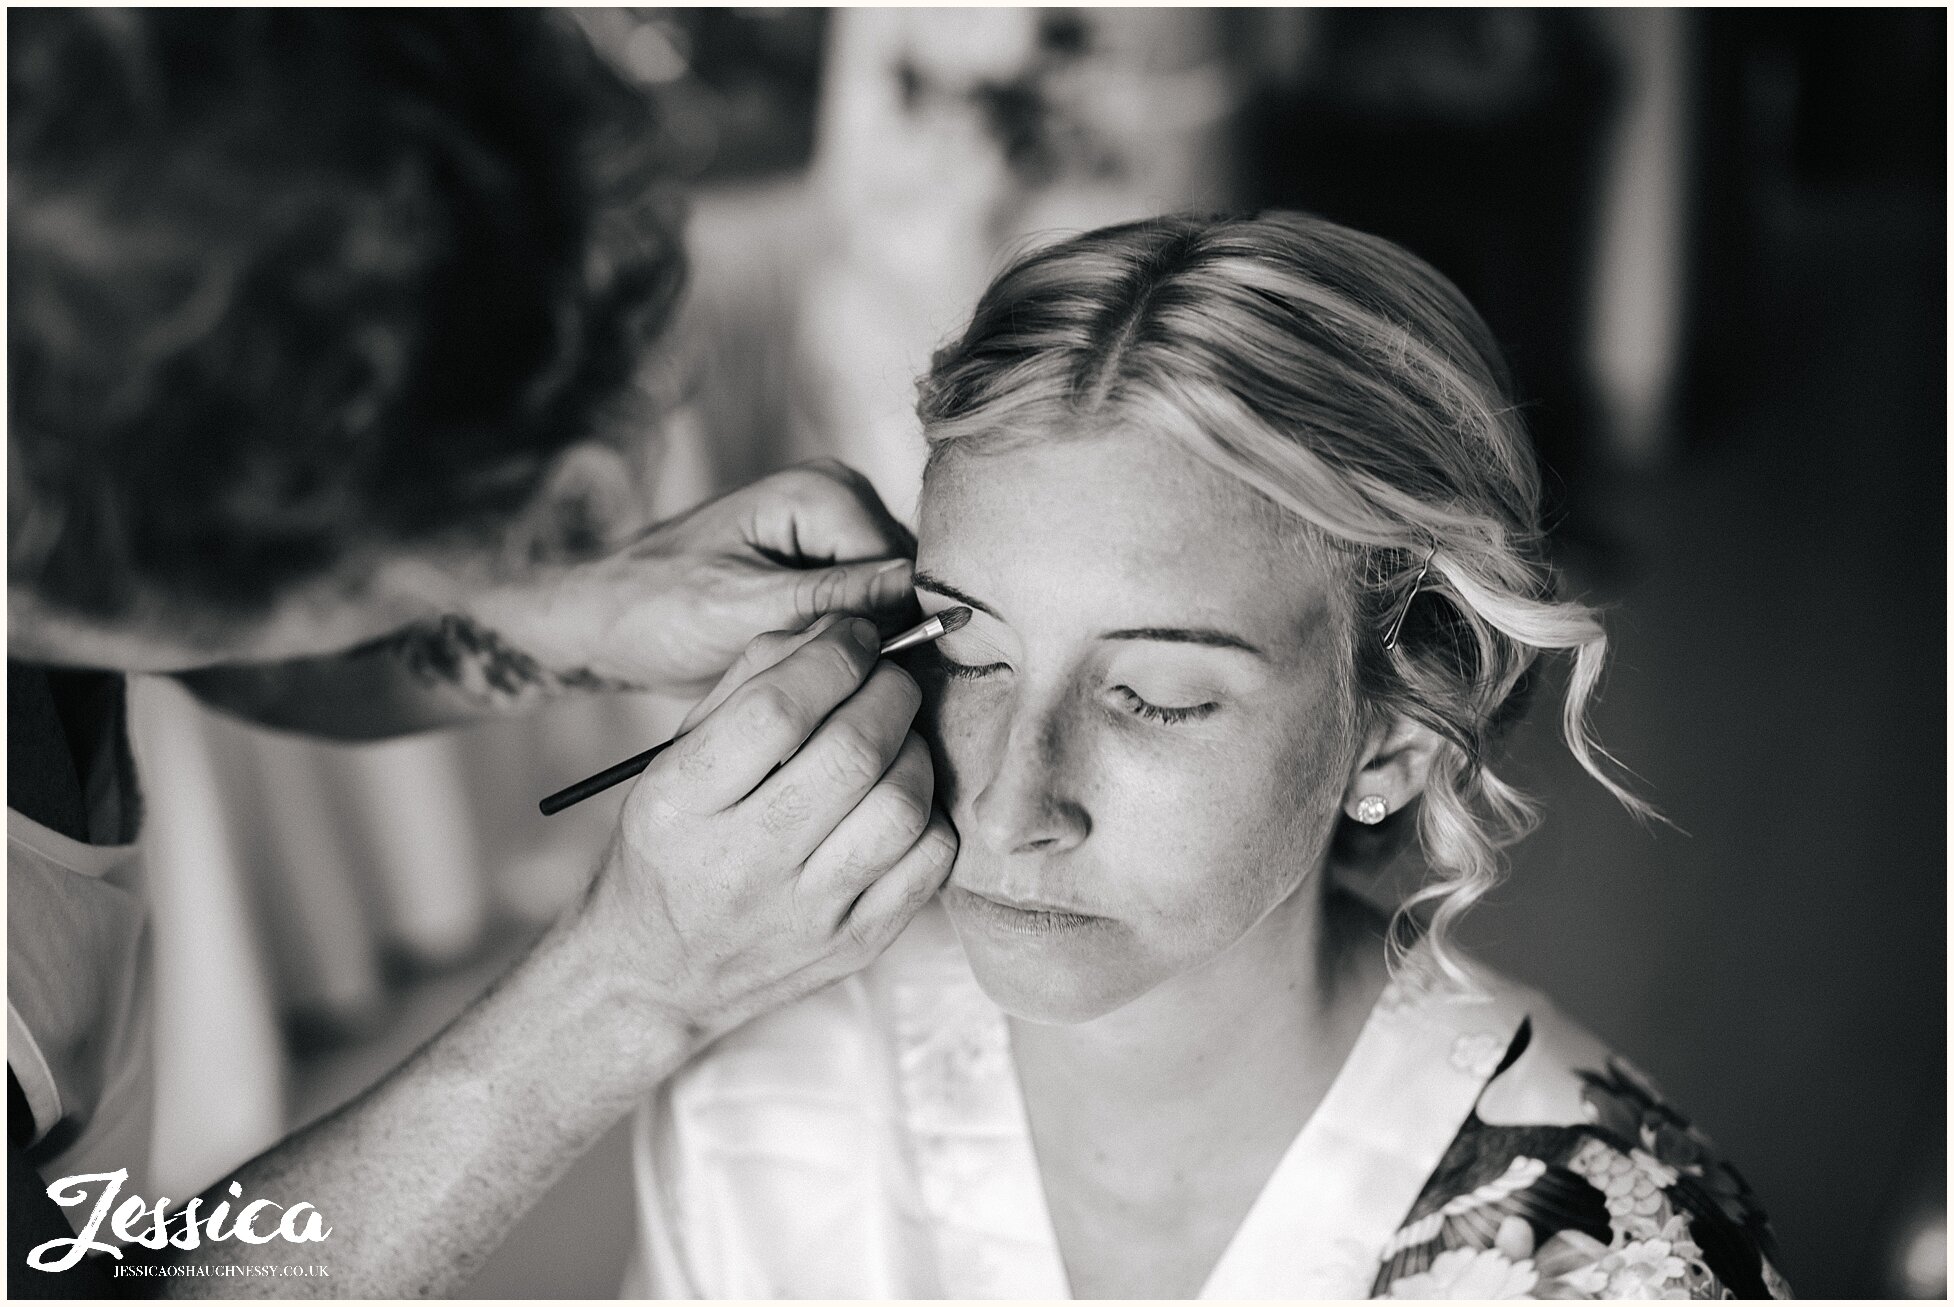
left=507, top=441, right=648, bottom=566
left=1342, top=710, right=1446, bottom=824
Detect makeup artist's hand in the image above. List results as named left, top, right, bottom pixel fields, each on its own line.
left=177, top=462, right=920, bottom=736
left=563, top=612, right=956, bottom=1049
left=457, top=461, right=920, bottom=702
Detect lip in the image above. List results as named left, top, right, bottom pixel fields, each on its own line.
left=955, top=883, right=1098, bottom=915
left=944, top=884, right=1105, bottom=935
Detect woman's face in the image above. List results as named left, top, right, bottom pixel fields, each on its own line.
left=913, top=430, right=1360, bottom=1024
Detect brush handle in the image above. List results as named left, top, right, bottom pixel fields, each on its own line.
left=539, top=609, right=964, bottom=816
left=538, top=739, right=674, bottom=815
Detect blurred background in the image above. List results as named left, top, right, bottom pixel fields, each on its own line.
left=122, top=9, right=1944, bottom=1299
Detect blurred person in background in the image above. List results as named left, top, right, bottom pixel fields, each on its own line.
left=10, top=9, right=958, bottom=1295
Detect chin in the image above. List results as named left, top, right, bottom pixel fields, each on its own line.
left=944, top=896, right=1149, bottom=1025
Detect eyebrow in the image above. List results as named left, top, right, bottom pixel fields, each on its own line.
left=1102, top=627, right=1267, bottom=657
left=913, top=572, right=997, bottom=620
left=914, top=572, right=1266, bottom=658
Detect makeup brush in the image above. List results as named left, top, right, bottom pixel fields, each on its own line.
left=538, top=607, right=971, bottom=816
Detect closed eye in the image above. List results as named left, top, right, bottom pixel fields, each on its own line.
left=935, top=653, right=1009, bottom=681
left=1111, top=685, right=1218, bottom=725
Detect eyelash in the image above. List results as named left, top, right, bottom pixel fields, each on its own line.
left=934, top=657, right=1218, bottom=725
left=936, top=657, right=1005, bottom=682
left=1110, top=685, right=1217, bottom=725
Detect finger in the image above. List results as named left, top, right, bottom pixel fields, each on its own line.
left=776, top=558, right=920, bottom=632
left=677, top=613, right=846, bottom=735
left=800, top=730, right=936, bottom=907
left=749, top=461, right=916, bottom=563
left=740, top=661, right=921, bottom=846
left=839, top=806, right=957, bottom=958
left=660, top=617, right=882, bottom=811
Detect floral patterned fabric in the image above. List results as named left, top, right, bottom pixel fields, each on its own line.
left=1372, top=1019, right=1792, bottom=1300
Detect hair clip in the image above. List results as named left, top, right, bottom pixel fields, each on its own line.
left=1382, top=543, right=1437, bottom=652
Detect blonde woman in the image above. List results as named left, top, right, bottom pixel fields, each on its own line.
left=622, top=213, right=1788, bottom=1300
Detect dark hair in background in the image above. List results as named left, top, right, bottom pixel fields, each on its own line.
left=9, top=9, right=685, bottom=625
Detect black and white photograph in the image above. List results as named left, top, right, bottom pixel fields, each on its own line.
left=7, top=6, right=1944, bottom=1300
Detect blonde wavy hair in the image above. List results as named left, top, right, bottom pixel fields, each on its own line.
left=916, top=211, right=1654, bottom=981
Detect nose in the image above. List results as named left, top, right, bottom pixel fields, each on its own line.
left=967, top=692, right=1091, bottom=858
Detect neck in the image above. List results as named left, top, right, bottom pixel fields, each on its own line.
left=1009, top=881, right=1389, bottom=1146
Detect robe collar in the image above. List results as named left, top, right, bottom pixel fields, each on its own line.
left=885, top=913, right=1528, bottom=1300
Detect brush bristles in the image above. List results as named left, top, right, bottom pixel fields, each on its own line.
left=936, top=606, right=971, bottom=634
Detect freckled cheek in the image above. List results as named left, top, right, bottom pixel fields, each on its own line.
left=1122, top=708, right=1350, bottom=923
left=1099, top=752, right=1296, bottom=925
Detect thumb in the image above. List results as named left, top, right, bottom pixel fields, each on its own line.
left=778, top=558, right=918, bottom=630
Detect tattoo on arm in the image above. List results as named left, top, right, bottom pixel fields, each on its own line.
left=384, top=616, right=645, bottom=706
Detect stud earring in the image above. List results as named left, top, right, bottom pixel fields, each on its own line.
left=1354, top=795, right=1389, bottom=825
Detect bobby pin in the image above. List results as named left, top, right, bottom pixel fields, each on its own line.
left=1382, top=544, right=1437, bottom=652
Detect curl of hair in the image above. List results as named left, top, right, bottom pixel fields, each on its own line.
left=916, top=211, right=1658, bottom=985
left=9, top=9, right=685, bottom=626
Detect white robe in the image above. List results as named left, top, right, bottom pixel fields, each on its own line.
left=621, top=902, right=1576, bottom=1300
left=9, top=809, right=154, bottom=1194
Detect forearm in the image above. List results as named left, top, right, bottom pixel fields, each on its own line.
left=175, top=461, right=927, bottom=741
left=162, top=913, right=691, bottom=1298
left=178, top=643, right=490, bottom=740
left=177, top=616, right=643, bottom=741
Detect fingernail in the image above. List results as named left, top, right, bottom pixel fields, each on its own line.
left=872, top=559, right=913, bottom=602
left=847, top=617, right=881, bottom=654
